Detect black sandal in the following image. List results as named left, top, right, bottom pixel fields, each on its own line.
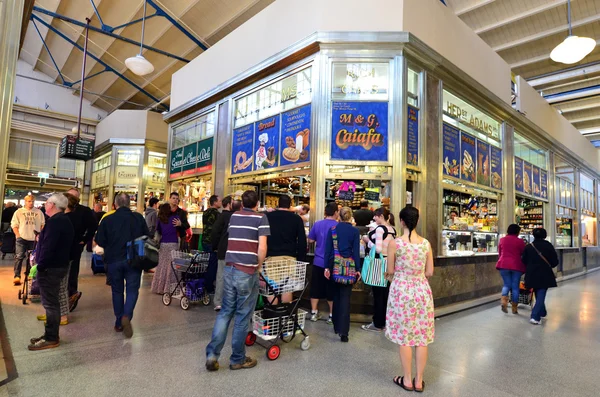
left=393, top=376, right=414, bottom=392
left=413, top=378, right=425, bottom=393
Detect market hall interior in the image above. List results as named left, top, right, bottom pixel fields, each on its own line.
left=2, top=0, right=600, bottom=395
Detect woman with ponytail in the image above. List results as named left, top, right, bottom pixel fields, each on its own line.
left=386, top=206, right=434, bottom=393
left=361, top=207, right=396, bottom=332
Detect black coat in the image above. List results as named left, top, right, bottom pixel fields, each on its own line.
left=211, top=210, right=234, bottom=260
left=522, top=239, right=558, bottom=290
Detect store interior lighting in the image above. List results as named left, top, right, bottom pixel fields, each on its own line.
left=125, top=0, right=154, bottom=76
left=550, top=0, right=596, bottom=65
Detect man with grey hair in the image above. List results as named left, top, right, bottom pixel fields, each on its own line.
left=28, top=193, right=74, bottom=351
left=95, top=192, right=149, bottom=338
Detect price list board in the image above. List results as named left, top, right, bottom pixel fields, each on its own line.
left=59, top=135, right=94, bottom=161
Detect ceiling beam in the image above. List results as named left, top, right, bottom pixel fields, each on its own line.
left=556, top=101, right=600, bottom=114
left=528, top=63, right=600, bottom=87
left=545, top=86, right=600, bottom=104
left=541, top=76, right=600, bottom=95
left=494, top=13, right=600, bottom=52
left=455, top=0, right=495, bottom=16
left=567, top=114, right=600, bottom=124
left=20, top=0, right=35, bottom=51
left=510, top=39, right=600, bottom=68
left=475, top=0, right=567, bottom=35
left=580, top=127, right=600, bottom=135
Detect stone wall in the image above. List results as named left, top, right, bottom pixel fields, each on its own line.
left=560, top=249, right=584, bottom=276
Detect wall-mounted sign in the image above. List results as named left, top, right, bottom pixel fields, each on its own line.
left=196, top=137, right=213, bottom=173
left=255, top=116, right=280, bottom=170
left=442, top=123, right=460, bottom=178
left=523, top=161, right=533, bottom=196
left=407, top=105, right=419, bottom=166
left=331, top=101, right=388, bottom=161
left=146, top=170, right=166, bottom=186
left=515, top=158, right=524, bottom=193
left=170, top=137, right=214, bottom=179
left=540, top=169, right=548, bottom=199
left=476, top=139, right=490, bottom=186
left=532, top=166, right=541, bottom=198
left=332, top=63, right=389, bottom=100
left=460, top=132, right=476, bottom=183
left=280, top=104, right=311, bottom=167
left=490, top=146, right=502, bottom=190
left=231, top=124, right=255, bottom=175
left=59, top=135, right=94, bottom=161
left=91, top=168, right=108, bottom=188
left=443, top=90, right=500, bottom=141
left=115, top=166, right=139, bottom=185
left=364, top=189, right=380, bottom=202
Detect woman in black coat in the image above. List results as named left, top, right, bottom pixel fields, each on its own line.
left=522, top=228, right=558, bottom=325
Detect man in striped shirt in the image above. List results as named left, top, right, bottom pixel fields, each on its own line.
left=206, top=190, right=269, bottom=371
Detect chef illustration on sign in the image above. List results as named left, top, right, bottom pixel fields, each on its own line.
left=256, top=133, right=269, bottom=170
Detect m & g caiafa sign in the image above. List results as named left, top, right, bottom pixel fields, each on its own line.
left=443, top=90, right=500, bottom=140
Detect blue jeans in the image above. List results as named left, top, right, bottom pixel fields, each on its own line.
left=499, top=269, right=523, bottom=302
left=107, top=260, right=142, bottom=327
left=531, top=288, right=548, bottom=321
left=206, top=266, right=259, bottom=365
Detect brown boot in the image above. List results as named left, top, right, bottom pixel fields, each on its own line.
left=512, top=302, right=519, bottom=314
left=501, top=296, right=508, bottom=313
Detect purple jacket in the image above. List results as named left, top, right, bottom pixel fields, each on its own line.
left=496, top=234, right=526, bottom=272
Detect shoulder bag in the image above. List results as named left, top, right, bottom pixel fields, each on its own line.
left=126, top=213, right=159, bottom=271
left=362, top=247, right=387, bottom=287
left=331, top=226, right=357, bottom=285
left=530, top=242, right=556, bottom=279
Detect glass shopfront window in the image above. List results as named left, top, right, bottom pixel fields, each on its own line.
left=172, top=111, right=215, bottom=150
left=332, top=63, right=389, bottom=101
left=555, top=160, right=576, bottom=248
left=580, top=173, right=596, bottom=247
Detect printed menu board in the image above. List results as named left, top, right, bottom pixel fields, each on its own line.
left=407, top=105, right=419, bottom=166
left=540, top=169, right=548, bottom=199
left=442, top=123, right=460, bottom=178
left=280, top=104, right=311, bottom=167
left=532, top=166, right=541, bottom=198
left=476, top=140, right=490, bottom=187
left=523, top=161, right=533, bottom=196
left=515, top=158, right=524, bottom=193
left=490, top=146, right=502, bottom=190
left=231, top=124, right=255, bottom=174
left=255, top=115, right=280, bottom=170
left=331, top=101, right=388, bottom=161
left=460, top=132, right=476, bottom=183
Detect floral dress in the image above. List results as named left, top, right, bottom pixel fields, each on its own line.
left=385, top=238, right=435, bottom=346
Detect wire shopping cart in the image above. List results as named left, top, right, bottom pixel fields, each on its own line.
left=162, top=250, right=211, bottom=310
left=18, top=249, right=40, bottom=304
left=245, top=259, right=310, bottom=361
left=509, top=280, right=534, bottom=308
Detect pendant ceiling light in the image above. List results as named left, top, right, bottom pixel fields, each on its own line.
left=125, top=0, right=154, bottom=76
left=550, top=0, right=596, bottom=65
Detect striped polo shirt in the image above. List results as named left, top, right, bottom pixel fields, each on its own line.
left=225, top=208, right=270, bottom=274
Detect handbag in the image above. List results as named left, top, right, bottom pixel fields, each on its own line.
left=362, top=247, right=387, bottom=287
left=331, top=226, right=357, bottom=285
left=530, top=242, right=557, bottom=279
left=126, top=213, right=159, bottom=271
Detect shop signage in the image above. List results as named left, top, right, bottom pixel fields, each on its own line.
left=171, top=137, right=214, bottom=179
left=532, top=166, right=540, bottom=198
left=442, top=123, right=460, bottom=178
left=170, top=146, right=184, bottom=178
left=515, top=158, right=524, bottom=193
left=147, top=170, right=166, bottom=185
left=231, top=124, right=255, bottom=175
left=115, top=166, right=139, bottom=185
left=59, top=135, right=94, bottom=161
left=332, top=63, right=389, bottom=100
left=407, top=105, right=419, bottom=167
left=280, top=104, right=311, bottom=167
left=196, top=138, right=213, bottom=172
left=540, top=170, right=548, bottom=199
left=255, top=116, right=280, bottom=170
left=338, top=190, right=355, bottom=201
left=476, top=140, right=490, bottom=187
left=490, top=146, right=502, bottom=190
left=331, top=101, right=388, bottom=161
left=443, top=91, right=500, bottom=140
left=364, top=189, right=380, bottom=202
left=182, top=143, right=198, bottom=174
left=523, top=161, right=533, bottom=196
left=92, top=168, right=108, bottom=188
left=460, top=132, right=476, bottom=183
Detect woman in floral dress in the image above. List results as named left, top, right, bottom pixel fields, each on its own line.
left=385, top=206, right=434, bottom=393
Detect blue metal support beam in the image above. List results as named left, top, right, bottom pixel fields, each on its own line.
left=31, top=18, right=67, bottom=85
left=64, top=68, right=108, bottom=88
left=31, top=13, right=168, bottom=111
left=32, top=6, right=190, bottom=63
left=146, top=0, right=208, bottom=51
left=111, top=13, right=158, bottom=32
left=440, top=0, right=447, bottom=5
left=89, top=0, right=105, bottom=28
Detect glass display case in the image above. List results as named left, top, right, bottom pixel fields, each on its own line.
left=472, top=232, right=498, bottom=254
left=555, top=216, right=573, bottom=248
left=516, top=197, right=544, bottom=238
left=441, top=230, right=473, bottom=257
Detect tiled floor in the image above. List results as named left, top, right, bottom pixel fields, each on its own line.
left=0, top=254, right=598, bottom=397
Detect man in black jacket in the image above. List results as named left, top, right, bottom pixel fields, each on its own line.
left=265, top=195, right=307, bottom=302
left=353, top=200, right=373, bottom=236
left=210, top=196, right=241, bottom=311
left=28, top=194, right=74, bottom=351
left=168, top=192, right=190, bottom=240
left=95, top=193, right=149, bottom=338
left=65, top=188, right=97, bottom=312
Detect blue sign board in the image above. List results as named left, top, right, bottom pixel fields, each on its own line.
left=532, top=166, right=541, bottom=198
left=280, top=104, right=311, bottom=167
left=407, top=105, right=419, bottom=166
left=460, top=132, right=476, bottom=183
left=255, top=115, right=280, bottom=170
left=476, top=139, right=490, bottom=187
left=442, top=123, right=460, bottom=178
left=331, top=101, right=388, bottom=161
left=231, top=124, right=255, bottom=174
left=523, top=161, right=533, bottom=196
left=490, top=145, right=502, bottom=190
left=515, top=157, right=524, bottom=193
left=540, top=169, right=548, bottom=199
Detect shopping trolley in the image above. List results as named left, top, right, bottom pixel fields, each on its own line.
left=162, top=250, right=211, bottom=310
left=509, top=280, right=534, bottom=308
left=245, top=259, right=310, bottom=361
left=18, top=249, right=40, bottom=304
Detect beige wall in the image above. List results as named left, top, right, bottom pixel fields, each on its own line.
left=516, top=77, right=599, bottom=171
left=145, top=111, right=168, bottom=143
left=170, top=0, right=510, bottom=109
left=95, top=110, right=149, bottom=146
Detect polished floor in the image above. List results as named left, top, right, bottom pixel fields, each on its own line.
left=0, top=253, right=598, bottom=397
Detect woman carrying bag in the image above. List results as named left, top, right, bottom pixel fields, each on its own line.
left=522, top=228, right=558, bottom=325
left=361, top=207, right=396, bottom=333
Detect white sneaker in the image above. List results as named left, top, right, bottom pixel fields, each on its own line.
left=361, top=322, right=383, bottom=332
left=326, top=315, right=333, bottom=325
left=310, top=312, right=321, bottom=322
left=529, top=318, right=541, bottom=325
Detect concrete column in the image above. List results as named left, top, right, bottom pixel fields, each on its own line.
left=424, top=73, right=441, bottom=253
left=502, top=124, right=515, bottom=232
left=213, top=101, right=230, bottom=197
left=0, top=0, right=25, bottom=209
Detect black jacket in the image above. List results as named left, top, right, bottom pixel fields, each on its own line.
left=353, top=208, right=374, bottom=227
left=2, top=206, right=17, bottom=224
left=95, top=207, right=150, bottom=265
left=211, top=210, right=234, bottom=260
left=266, top=210, right=307, bottom=261
left=522, top=239, right=559, bottom=290
left=36, top=212, right=74, bottom=271
left=72, top=204, right=98, bottom=245
left=172, top=207, right=190, bottom=238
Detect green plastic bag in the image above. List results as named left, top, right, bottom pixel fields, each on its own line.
left=29, top=264, right=38, bottom=279
left=255, top=295, right=264, bottom=310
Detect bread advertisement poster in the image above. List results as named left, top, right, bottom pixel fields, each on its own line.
left=255, top=116, right=280, bottom=170
left=280, top=104, right=311, bottom=167
left=231, top=124, right=254, bottom=175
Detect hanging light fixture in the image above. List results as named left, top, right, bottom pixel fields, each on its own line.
left=125, top=0, right=154, bottom=76
left=550, top=0, right=596, bottom=65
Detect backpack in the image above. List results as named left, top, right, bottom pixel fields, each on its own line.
left=331, top=227, right=357, bottom=285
